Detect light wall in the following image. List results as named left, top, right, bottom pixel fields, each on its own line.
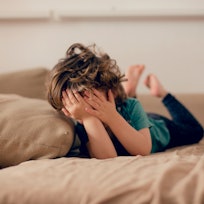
left=0, top=0, right=204, bottom=93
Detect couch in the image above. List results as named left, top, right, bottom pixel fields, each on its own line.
left=0, top=68, right=204, bottom=204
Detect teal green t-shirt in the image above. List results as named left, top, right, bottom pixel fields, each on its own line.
left=117, top=98, right=170, bottom=154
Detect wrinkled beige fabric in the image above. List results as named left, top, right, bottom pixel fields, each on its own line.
left=0, top=140, right=204, bottom=204
left=0, top=94, right=74, bottom=167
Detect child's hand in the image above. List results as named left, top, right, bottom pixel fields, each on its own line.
left=61, top=89, right=92, bottom=122
left=84, top=89, right=117, bottom=125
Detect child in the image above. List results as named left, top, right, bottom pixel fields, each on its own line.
left=47, top=43, right=203, bottom=159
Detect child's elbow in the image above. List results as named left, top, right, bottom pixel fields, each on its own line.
left=132, top=143, right=152, bottom=156
left=90, top=150, right=118, bottom=159
left=99, top=154, right=117, bottom=159
left=140, top=150, right=151, bottom=156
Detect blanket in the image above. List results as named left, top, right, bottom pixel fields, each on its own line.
left=0, top=138, right=204, bottom=204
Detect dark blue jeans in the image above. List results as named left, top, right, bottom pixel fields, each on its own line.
left=147, top=94, right=204, bottom=149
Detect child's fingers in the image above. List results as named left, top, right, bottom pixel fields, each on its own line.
left=73, top=90, right=83, bottom=102
left=92, top=89, right=105, bottom=101
left=85, top=107, right=98, bottom=116
left=62, top=91, right=68, bottom=101
left=84, top=96, right=100, bottom=109
left=62, top=108, right=71, bottom=117
left=62, top=95, right=71, bottom=107
left=66, top=89, right=77, bottom=104
left=62, top=97, right=66, bottom=106
left=108, top=90, right=115, bottom=104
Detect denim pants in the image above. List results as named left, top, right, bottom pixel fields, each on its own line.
left=147, top=94, right=203, bottom=149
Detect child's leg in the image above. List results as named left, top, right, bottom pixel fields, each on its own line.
left=122, top=64, right=145, bottom=98
left=145, top=74, right=203, bottom=148
left=162, top=94, right=203, bottom=147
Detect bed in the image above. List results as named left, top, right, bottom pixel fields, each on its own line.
left=0, top=68, right=204, bottom=204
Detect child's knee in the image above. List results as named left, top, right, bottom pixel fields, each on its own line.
left=194, top=125, right=204, bottom=143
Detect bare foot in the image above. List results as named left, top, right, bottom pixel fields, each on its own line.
left=144, top=74, right=167, bottom=98
left=123, top=64, right=145, bottom=97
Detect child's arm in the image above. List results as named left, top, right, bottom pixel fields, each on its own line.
left=83, top=117, right=117, bottom=159
left=84, top=89, right=152, bottom=156
left=62, top=89, right=117, bottom=159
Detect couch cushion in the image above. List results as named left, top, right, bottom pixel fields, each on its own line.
left=0, top=94, right=75, bottom=168
left=139, top=94, right=204, bottom=127
left=0, top=68, right=49, bottom=99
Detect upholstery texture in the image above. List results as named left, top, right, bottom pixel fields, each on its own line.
left=0, top=94, right=74, bottom=168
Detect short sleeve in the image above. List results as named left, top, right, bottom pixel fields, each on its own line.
left=124, top=98, right=152, bottom=130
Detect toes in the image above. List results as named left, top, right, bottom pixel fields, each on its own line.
left=143, top=74, right=151, bottom=88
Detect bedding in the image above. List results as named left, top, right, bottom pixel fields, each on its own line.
left=0, top=68, right=203, bottom=204
left=0, top=141, right=204, bottom=204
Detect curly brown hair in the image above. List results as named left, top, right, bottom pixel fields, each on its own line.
left=46, top=43, right=127, bottom=111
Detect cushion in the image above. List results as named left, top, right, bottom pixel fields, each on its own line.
left=139, top=94, right=204, bottom=127
left=0, top=94, right=75, bottom=168
left=0, top=68, right=49, bottom=99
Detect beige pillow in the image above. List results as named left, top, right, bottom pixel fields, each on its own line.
left=0, top=68, right=49, bottom=99
left=0, top=94, right=75, bottom=168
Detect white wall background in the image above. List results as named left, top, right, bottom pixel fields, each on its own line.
left=0, top=0, right=204, bottom=93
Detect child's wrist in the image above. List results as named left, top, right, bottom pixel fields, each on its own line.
left=83, top=116, right=100, bottom=125
left=105, top=111, right=120, bottom=126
